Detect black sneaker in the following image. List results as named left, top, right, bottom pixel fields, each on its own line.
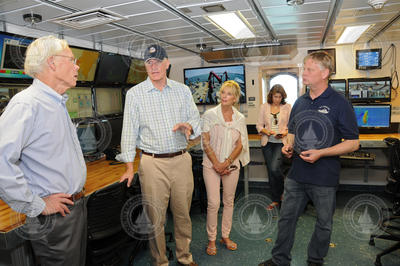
left=259, top=259, right=278, bottom=266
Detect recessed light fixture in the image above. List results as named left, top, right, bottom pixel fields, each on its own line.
left=205, top=11, right=255, bottom=39
left=368, top=0, right=388, bottom=10
left=336, top=25, right=372, bottom=44
left=287, top=0, right=304, bottom=6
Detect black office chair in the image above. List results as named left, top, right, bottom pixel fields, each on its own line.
left=369, top=137, right=400, bottom=266
left=86, top=180, right=143, bottom=266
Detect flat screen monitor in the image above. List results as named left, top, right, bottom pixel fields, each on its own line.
left=126, top=58, right=147, bottom=85
left=353, top=104, right=391, bottom=128
left=183, top=64, right=246, bottom=104
left=328, top=79, right=346, bottom=97
left=95, top=87, right=123, bottom=116
left=70, top=47, right=99, bottom=84
left=348, top=77, right=391, bottom=103
left=65, top=87, right=93, bottom=119
left=356, top=49, right=382, bottom=70
left=0, top=32, right=34, bottom=80
left=94, top=52, right=130, bottom=85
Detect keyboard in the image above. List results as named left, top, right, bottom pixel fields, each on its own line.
left=340, top=150, right=375, bottom=160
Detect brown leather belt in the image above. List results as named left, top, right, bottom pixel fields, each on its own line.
left=142, top=149, right=186, bottom=158
left=68, top=188, right=85, bottom=202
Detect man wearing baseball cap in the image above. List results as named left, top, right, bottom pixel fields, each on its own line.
left=117, top=44, right=200, bottom=266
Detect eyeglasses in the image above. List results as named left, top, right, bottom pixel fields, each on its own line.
left=54, top=55, right=77, bottom=65
left=272, top=113, right=278, bottom=125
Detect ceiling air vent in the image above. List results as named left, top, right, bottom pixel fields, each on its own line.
left=49, top=8, right=127, bottom=29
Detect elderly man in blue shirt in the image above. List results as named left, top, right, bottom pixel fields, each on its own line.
left=117, top=44, right=201, bottom=266
left=0, top=36, right=86, bottom=265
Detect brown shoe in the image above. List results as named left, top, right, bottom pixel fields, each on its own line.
left=177, top=261, right=198, bottom=266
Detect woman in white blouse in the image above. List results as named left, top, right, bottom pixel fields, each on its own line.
left=256, top=84, right=291, bottom=211
left=201, top=80, right=249, bottom=256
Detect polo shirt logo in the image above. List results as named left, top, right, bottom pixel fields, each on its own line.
left=318, top=105, right=330, bottom=114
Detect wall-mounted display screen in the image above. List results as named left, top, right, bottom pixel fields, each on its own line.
left=94, top=52, right=130, bottom=85
left=353, top=104, right=391, bottom=128
left=0, top=32, right=33, bottom=79
left=126, top=58, right=147, bottom=85
left=356, top=49, right=382, bottom=70
left=328, top=79, right=346, bottom=97
left=65, top=87, right=93, bottom=118
left=184, top=64, right=246, bottom=104
left=348, top=77, right=391, bottom=103
left=70, top=47, right=99, bottom=83
left=95, top=87, right=123, bottom=116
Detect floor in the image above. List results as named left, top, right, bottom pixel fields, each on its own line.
left=126, top=184, right=400, bottom=266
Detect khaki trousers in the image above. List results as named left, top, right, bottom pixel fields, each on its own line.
left=203, top=166, right=239, bottom=241
left=139, top=152, right=194, bottom=266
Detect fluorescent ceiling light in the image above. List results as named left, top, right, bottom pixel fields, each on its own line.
left=205, top=11, right=255, bottom=39
left=336, top=25, right=371, bottom=44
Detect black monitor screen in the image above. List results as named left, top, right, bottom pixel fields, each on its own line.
left=184, top=64, right=246, bottom=104
left=356, top=49, right=382, bottom=70
left=353, top=104, right=391, bottom=128
left=328, top=79, right=346, bottom=97
left=94, top=52, right=130, bottom=85
left=0, top=32, right=34, bottom=79
left=348, top=77, right=391, bottom=103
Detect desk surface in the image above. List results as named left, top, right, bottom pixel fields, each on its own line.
left=1, top=133, right=399, bottom=233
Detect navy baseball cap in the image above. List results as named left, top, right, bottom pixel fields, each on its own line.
left=144, top=44, right=168, bottom=62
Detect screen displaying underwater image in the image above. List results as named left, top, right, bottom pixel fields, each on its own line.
left=184, top=64, right=246, bottom=104
left=353, top=105, right=391, bottom=128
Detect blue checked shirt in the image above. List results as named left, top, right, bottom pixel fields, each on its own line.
left=116, top=78, right=201, bottom=162
left=0, top=79, right=86, bottom=217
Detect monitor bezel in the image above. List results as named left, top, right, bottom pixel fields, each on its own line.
left=347, top=77, right=391, bottom=103
left=183, top=63, right=246, bottom=105
left=356, top=48, right=382, bottom=70
left=352, top=103, right=391, bottom=129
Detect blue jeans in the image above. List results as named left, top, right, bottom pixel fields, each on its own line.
left=261, top=142, right=284, bottom=202
left=271, top=178, right=337, bottom=266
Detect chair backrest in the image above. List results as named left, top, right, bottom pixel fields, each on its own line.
left=87, top=181, right=127, bottom=240
left=385, top=137, right=400, bottom=181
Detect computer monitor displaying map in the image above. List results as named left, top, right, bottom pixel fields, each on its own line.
left=65, top=86, right=93, bottom=119
left=183, top=64, right=246, bottom=104
left=353, top=104, right=391, bottom=128
left=70, top=47, right=99, bottom=85
left=95, top=87, right=123, bottom=116
left=126, top=58, right=147, bottom=85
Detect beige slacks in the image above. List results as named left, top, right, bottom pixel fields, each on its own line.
left=138, top=152, right=194, bottom=266
left=203, top=166, right=239, bottom=241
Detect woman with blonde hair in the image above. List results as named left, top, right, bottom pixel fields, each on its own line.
left=256, top=84, right=291, bottom=210
left=201, top=80, right=250, bottom=256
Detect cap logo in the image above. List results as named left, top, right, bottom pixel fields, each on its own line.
left=149, top=47, right=156, bottom=53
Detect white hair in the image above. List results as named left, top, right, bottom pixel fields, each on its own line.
left=24, top=35, right=69, bottom=78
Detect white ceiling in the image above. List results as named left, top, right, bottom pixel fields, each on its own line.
left=0, top=0, right=399, bottom=60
